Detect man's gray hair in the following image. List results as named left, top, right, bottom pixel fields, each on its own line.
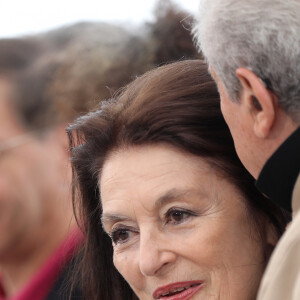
left=193, top=0, right=300, bottom=119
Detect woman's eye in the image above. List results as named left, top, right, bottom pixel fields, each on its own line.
left=111, top=229, right=130, bottom=244
left=165, top=209, right=195, bottom=225
left=110, top=227, right=138, bottom=245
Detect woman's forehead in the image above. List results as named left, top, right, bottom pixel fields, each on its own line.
left=100, top=144, right=214, bottom=195
left=100, top=144, right=244, bottom=218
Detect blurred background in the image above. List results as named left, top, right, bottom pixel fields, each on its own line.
left=0, top=0, right=202, bottom=115
left=0, top=0, right=199, bottom=38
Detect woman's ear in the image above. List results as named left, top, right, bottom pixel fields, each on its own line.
left=236, top=68, right=277, bottom=139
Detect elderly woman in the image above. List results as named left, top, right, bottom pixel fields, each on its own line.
left=68, top=60, right=288, bottom=300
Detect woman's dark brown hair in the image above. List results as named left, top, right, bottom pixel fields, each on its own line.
left=67, top=60, right=289, bottom=300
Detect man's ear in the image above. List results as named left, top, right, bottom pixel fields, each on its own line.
left=236, top=68, right=277, bottom=139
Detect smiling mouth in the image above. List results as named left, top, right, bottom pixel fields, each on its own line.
left=153, top=281, right=204, bottom=300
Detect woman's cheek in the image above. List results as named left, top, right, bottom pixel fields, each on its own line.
left=113, top=248, right=141, bottom=282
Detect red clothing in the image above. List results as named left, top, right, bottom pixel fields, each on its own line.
left=0, top=228, right=83, bottom=300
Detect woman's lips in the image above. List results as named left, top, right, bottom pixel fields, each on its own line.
left=153, top=281, right=204, bottom=300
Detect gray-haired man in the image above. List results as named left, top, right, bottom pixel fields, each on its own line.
left=193, top=0, right=300, bottom=299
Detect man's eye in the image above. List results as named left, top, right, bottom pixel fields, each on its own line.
left=165, top=208, right=196, bottom=225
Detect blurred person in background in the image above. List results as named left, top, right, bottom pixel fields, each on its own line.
left=0, top=34, right=84, bottom=300
left=0, top=1, right=199, bottom=299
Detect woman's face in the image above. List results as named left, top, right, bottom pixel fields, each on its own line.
left=101, top=144, right=267, bottom=300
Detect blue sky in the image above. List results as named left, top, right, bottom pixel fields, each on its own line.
left=0, top=0, right=199, bottom=38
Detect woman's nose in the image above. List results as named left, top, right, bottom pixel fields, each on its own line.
left=138, top=230, right=176, bottom=277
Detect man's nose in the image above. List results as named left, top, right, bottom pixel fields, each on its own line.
left=138, top=229, right=176, bottom=277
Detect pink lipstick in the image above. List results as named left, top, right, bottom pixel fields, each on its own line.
left=153, top=281, right=204, bottom=300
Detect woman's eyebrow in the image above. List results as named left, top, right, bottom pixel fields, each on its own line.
left=101, top=190, right=188, bottom=228
left=101, top=214, right=131, bottom=230
left=154, top=188, right=201, bottom=209
left=101, top=188, right=207, bottom=229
